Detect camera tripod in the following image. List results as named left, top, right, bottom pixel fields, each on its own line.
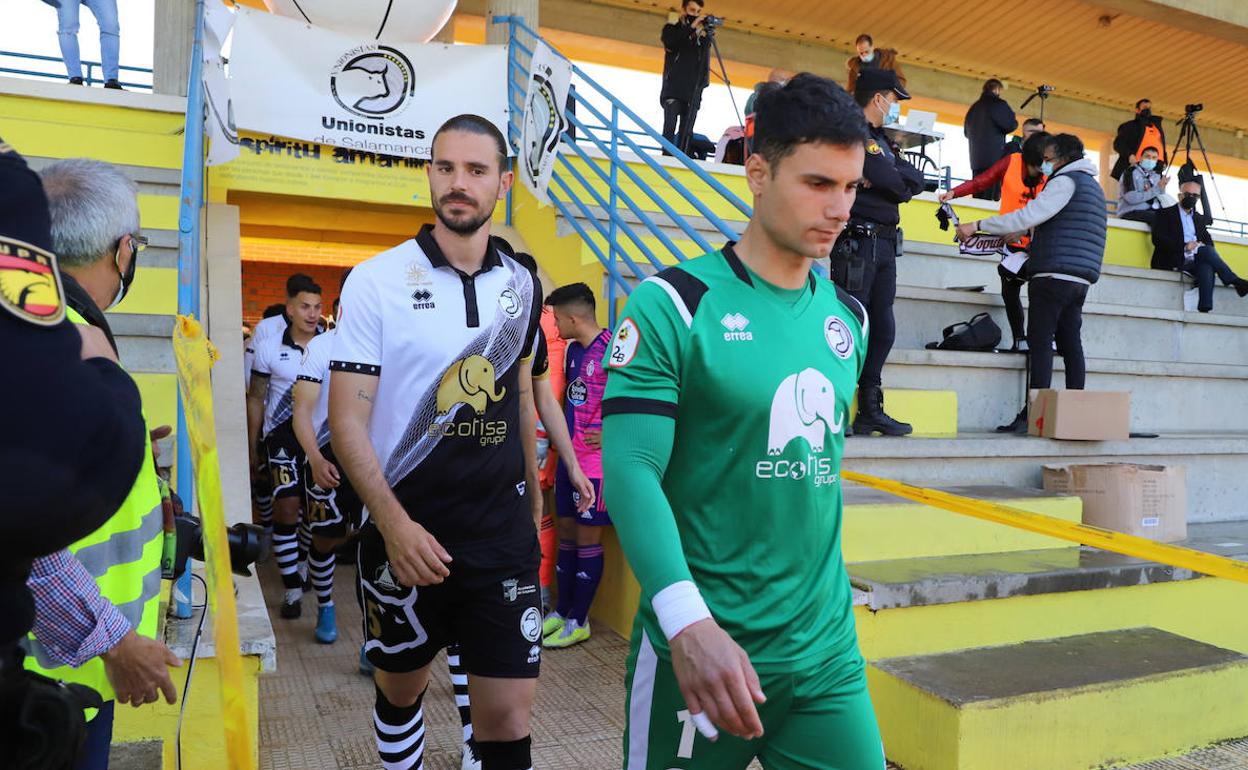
left=1019, top=86, right=1052, bottom=122
left=1169, top=110, right=1227, bottom=219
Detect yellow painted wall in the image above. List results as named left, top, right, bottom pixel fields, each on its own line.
left=111, top=655, right=262, bottom=770
left=0, top=93, right=183, bottom=169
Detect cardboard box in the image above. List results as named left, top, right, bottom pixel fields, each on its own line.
left=1043, top=463, right=1188, bottom=542
left=1028, top=389, right=1130, bottom=441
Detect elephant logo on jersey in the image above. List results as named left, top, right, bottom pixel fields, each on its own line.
left=0, top=237, right=65, bottom=326
left=767, top=368, right=843, bottom=455
left=436, top=355, right=506, bottom=416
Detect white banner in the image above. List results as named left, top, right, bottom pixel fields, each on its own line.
left=228, top=7, right=508, bottom=160
left=518, top=41, right=571, bottom=204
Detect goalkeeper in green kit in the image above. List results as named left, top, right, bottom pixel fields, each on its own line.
left=602, top=73, right=886, bottom=769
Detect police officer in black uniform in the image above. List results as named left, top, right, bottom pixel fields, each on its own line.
left=0, top=138, right=147, bottom=769
left=832, top=68, right=924, bottom=436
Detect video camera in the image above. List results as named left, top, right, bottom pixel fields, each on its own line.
left=1037, top=84, right=1055, bottom=94
left=1185, top=103, right=1203, bottom=115
left=703, top=14, right=724, bottom=29
left=165, top=513, right=265, bottom=580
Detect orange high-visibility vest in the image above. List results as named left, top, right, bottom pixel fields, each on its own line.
left=999, top=153, right=1046, bottom=249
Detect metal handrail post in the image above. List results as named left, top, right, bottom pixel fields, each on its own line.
left=172, top=0, right=207, bottom=618
left=608, top=104, right=620, bottom=327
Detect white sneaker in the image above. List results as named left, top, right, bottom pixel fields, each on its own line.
left=461, top=739, right=481, bottom=770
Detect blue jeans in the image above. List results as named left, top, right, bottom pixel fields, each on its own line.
left=1186, top=245, right=1240, bottom=312
left=74, top=699, right=114, bottom=770
left=57, top=0, right=120, bottom=82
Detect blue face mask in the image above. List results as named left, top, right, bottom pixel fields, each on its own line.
left=885, top=100, right=901, bottom=125
left=1039, top=161, right=1054, bottom=176
left=1140, top=159, right=1157, bottom=172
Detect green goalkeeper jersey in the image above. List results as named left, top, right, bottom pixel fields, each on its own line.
left=602, top=245, right=868, bottom=673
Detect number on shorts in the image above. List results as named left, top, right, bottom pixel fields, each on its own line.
left=307, top=497, right=330, bottom=523
left=366, top=597, right=383, bottom=638
left=675, top=709, right=696, bottom=759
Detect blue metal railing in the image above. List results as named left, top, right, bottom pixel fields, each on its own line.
left=498, top=16, right=752, bottom=323
left=0, top=50, right=153, bottom=90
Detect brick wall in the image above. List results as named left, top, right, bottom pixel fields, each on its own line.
left=241, top=262, right=350, bottom=327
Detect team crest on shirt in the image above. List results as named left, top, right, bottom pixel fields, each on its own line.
left=498, top=287, right=523, bottom=318
left=585, top=360, right=596, bottom=377
left=405, top=261, right=432, bottom=286
left=0, top=236, right=66, bottom=327
left=607, top=318, right=639, bottom=368
left=824, top=316, right=854, bottom=359
left=866, top=141, right=883, bottom=155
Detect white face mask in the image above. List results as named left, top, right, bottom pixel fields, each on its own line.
left=107, top=240, right=137, bottom=310
left=860, top=51, right=875, bottom=63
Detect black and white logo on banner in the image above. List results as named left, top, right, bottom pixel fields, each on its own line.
left=519, top=40, right=571, bottom=204
left=330, top=45, right=417, bottom=119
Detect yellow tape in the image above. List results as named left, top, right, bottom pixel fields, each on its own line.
left=172, top=316, right=256, bottom=770
left=841, top=470, right=1248, bottom=585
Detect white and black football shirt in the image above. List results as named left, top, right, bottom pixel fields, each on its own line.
left=331, top=225, right=543, bottom=559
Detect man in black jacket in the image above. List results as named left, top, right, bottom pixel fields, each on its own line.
left=660, top=0, right=712, bottom=154
left=1111, top=98, right=1168, bottom=181
left=1151, top=179, right=1248, bottom=312
left=964, top=79, right=1018, bottom=201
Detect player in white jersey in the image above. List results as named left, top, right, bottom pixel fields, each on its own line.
left=330, top=115, right=545, bottom=770
left=248, top=277, right=322, bottom=619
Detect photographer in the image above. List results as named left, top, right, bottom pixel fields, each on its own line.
left=660, top=0, right=713, bottom=154
left=0, top=140, right=148, bottom=768
left=832, top=68, right=924, bottom=436
left=1111, top=99, right=1167, bottom=181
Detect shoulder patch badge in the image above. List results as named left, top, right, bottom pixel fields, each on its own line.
left=0, top=236, right=66, bottom=326
left=607, top=318, right=640, bottom=368
left=866, top=141, right=883, bottom=155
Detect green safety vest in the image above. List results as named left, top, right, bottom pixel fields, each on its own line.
left=25, top=306, right=166, bottom=705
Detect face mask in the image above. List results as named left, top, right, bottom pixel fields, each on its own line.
left=1181, top=193, right=1199, bottom=210
left=1139, top=159, right=1157, bottom=172
left=1139, top=108, right=1152, bottom=119
left=860, top=51, right=875, bottom=63
left=1040, top=161, right=1054, bottom=176
left=108, top=238, right=138, bottom=309
left=883, top=100, right=901, bottom=125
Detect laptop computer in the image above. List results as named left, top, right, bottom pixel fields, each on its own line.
left=904, top=109, right=937, bottom=134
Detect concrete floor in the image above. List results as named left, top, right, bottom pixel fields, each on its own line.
left=257, top=559, right=1248, bottom=770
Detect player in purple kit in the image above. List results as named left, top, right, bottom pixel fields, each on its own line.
left=542, top=283, right=612, bottom=648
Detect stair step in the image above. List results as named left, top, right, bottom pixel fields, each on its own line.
left=849, top=521, right=1248, bottom=610
left=869, top=628, right=1248, bottom=770
left=851, top=388, right=958, bottom=437
left=842, top=484, right=1080, bottom=563
left=842, top=431, right=1248, bottom=523
left=882, top=347, right=1248, bottom=434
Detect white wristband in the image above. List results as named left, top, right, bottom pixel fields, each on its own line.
left=652, top=580, right=712, bottom=641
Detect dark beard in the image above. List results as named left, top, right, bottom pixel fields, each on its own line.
left=433, top=197, right=495, bottom=235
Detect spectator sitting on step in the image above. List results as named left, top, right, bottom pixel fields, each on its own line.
left=1150, top=177, right=1248, bottom=313
left=48, top=0, right=124, bottom=89
left=846, top=33, right=906, bottom=95
left=1117, top=146, right=1173, bottom=227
